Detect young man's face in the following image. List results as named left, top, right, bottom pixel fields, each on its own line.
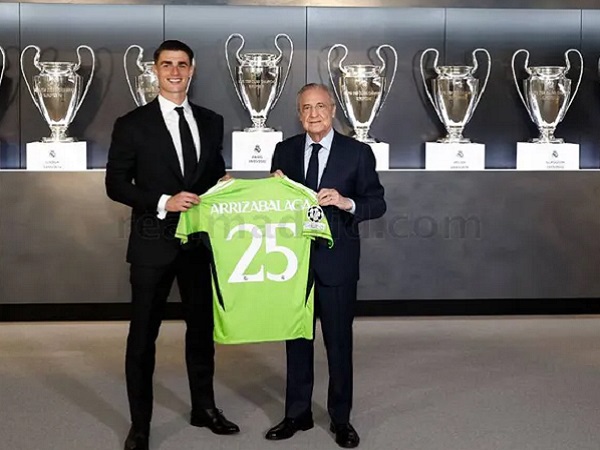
left=154, top=50, right=194, bottom=99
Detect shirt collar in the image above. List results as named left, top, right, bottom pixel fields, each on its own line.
left=158, top=94, right=191, bottom=116
left=305, top=128, right=334, bottom=152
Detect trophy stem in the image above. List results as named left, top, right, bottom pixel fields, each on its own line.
left=244, top=117, right=273, bottom=132
left=533, top=128, right=563, bottom=144
left=439, top=127, right=470, bottom=144
left=353, top=127, right=374, bottom=143
left=43, top=126, right=74, bottom=143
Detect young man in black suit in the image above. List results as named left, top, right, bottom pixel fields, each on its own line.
left=106, top=40, right=238, bottom=450
left=266, top=83, right=386, bottom=448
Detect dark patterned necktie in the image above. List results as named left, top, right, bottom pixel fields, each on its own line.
left=174, top=106, right=197, bottom=183
left=305, top=143, right=322, bottom=191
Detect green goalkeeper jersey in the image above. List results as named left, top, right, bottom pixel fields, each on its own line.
left=175, top=176, right=333, bottom=344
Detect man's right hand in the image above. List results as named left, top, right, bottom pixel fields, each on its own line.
left=272, top=169, right=285, bottom=178
left=166, top=191, right=200, bottom=212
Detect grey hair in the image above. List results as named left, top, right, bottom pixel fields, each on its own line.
left=296, top=83, right=336, bottom=112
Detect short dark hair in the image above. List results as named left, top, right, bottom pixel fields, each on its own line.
left=153, top=40, right=194, bottom=64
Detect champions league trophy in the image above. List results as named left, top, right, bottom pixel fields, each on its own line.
left=21, top=45, right=95, bottom=170
left=226, top=33, right=293, bottom=171
left=124, top=44, right=159, bottom=106
left=420, top=48, right=490, bottom=170
left=512, top=49, right=583, bottom=170
left=327, top=43, right=397, bottom=170
left=0, top=46, right=5, bottom=90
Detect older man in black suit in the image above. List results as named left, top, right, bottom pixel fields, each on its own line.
left=106, top=40, right=238, bottom=450
left=266, top=83, right=386, bottom=448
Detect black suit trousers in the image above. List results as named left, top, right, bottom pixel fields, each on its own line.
left=126, top=246, right=214, bottom=430
left=284, top=279, right=357, bottom=425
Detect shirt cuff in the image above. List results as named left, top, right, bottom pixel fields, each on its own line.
left=346, top=198, right=356, bottom=215
left=157, top=194, right=171, bottom=220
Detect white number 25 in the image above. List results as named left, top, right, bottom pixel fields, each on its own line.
left=226, top=223, right=298, bottom=283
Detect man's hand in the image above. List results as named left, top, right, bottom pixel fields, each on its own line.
left=272, top=169, right=285, bottom=178
left=219, top=173, right=233, bottom=182
left=317, top=188, right=353, bottom=211
left=166, top=191, right=200, bottom=212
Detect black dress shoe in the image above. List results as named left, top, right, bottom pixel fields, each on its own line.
left=124, top=426, right=149, bottom=450
left=265, top=416, right=314, bottom=440
left=330, top=422, right=360, bottom=448
left=190, top=408, right=240, bottom=435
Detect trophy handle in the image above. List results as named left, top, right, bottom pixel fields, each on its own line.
left=271, top=33, right=294, bottom=110
left=470, top=48, right=491, bottom=114
left=225, top=33, right=246, bottom=111
left=73, top=45, right=95, bottom=117
left=124, top=45, right=144, bottom=107
left=419, top=48, right=444, bottom=123
left=327, top=43, right=349, bottom=118
left=564, top=48, right=583, bottom=114
left=20, top=45, right=44, bottom=116
left=375, top=44, right=398, bottom=116
left=511, top=49, right=534, bottom=122
left=0, top=46, right=5, bottom=88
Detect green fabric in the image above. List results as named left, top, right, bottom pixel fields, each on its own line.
left=176, top=176, right=333, bottom=344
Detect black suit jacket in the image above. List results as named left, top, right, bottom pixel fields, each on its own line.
left=106, top=98, right=226, bottom=266
left=271, top=130, right=386, bottom=286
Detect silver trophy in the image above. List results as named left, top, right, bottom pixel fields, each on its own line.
left=420, top=48, right=491, bottom=143
left=225, top=33, right=293, bottom=131
left=327, top=44, right=397, bottom=143
left=21, top=45, right=95, bottom=142
left=511, top=49, right=583, bottom=143
left=0, top=46, right=5, bottom=91
left=124, top=45, right=159, bottom=107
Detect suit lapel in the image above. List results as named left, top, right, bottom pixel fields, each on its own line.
left=149, top=99, right=184, bottom=183
left=319, top=130, right=342, bottom=189
left=190, top=105, right=209, bottom=184
left=290, top=135, right=306, bottom=185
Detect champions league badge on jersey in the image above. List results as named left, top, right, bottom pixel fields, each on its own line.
left=304, top=205, right=326, bottom=232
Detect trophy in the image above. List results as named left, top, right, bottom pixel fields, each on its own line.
left=0, top=46, right=5, bottom=90
left=419, top=48, right=491, bottom=143
left=124, top=45, right=159, bottom=107
left=21, top=45, right=95, bottom=142
left=511, top=48, right=583, bottom=143
left=327, top=43, right=397, bottom=143
left=225, top=33, right=293, bottom=131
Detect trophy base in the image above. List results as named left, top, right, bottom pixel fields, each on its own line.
left=425, top=142, right=485, bottom=170
left=232, top=130, right=283, bottom=171
left=366, top=142, right=389, bottom=171
left=243, top=126, right=275, bottom=133
left=26, top=141, right=87, bottom=171
left=516, top=142, right=579, bottom=170
left=438, top=137, right=471, bottom=144
left=42, top=137, right=76, bottom=143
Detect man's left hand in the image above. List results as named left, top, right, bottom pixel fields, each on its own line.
left=317, top=188, right=353, bottom=211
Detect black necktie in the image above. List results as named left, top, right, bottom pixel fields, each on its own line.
left=306, top=143, right=322, bottom=191
left=174, top=106, right=197, bottom=184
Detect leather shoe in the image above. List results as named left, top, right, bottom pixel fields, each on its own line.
left=330, top=422, right=360, bottom=448
left=124, top=426, right=149, bottom=450
left=190, top=408, right=240, bottom=435
left=265, top=416, right=314, bottom=440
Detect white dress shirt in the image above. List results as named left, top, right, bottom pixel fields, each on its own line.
left=156, top=95, right=201, bottom=218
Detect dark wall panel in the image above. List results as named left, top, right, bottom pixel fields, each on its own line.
left=445, top=9, right=583, bottom=168
left=165, top=5, right=306, bottom=167
left=307, top=7, right=445, bottom=169
left=0, top=3, right=19, bottom=168
left=19, top=4, right=164, bottom=168
left=580, top=10, right=600, bottom=169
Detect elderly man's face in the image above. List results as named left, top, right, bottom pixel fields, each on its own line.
left=298, top=87, right=335, bottom=141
